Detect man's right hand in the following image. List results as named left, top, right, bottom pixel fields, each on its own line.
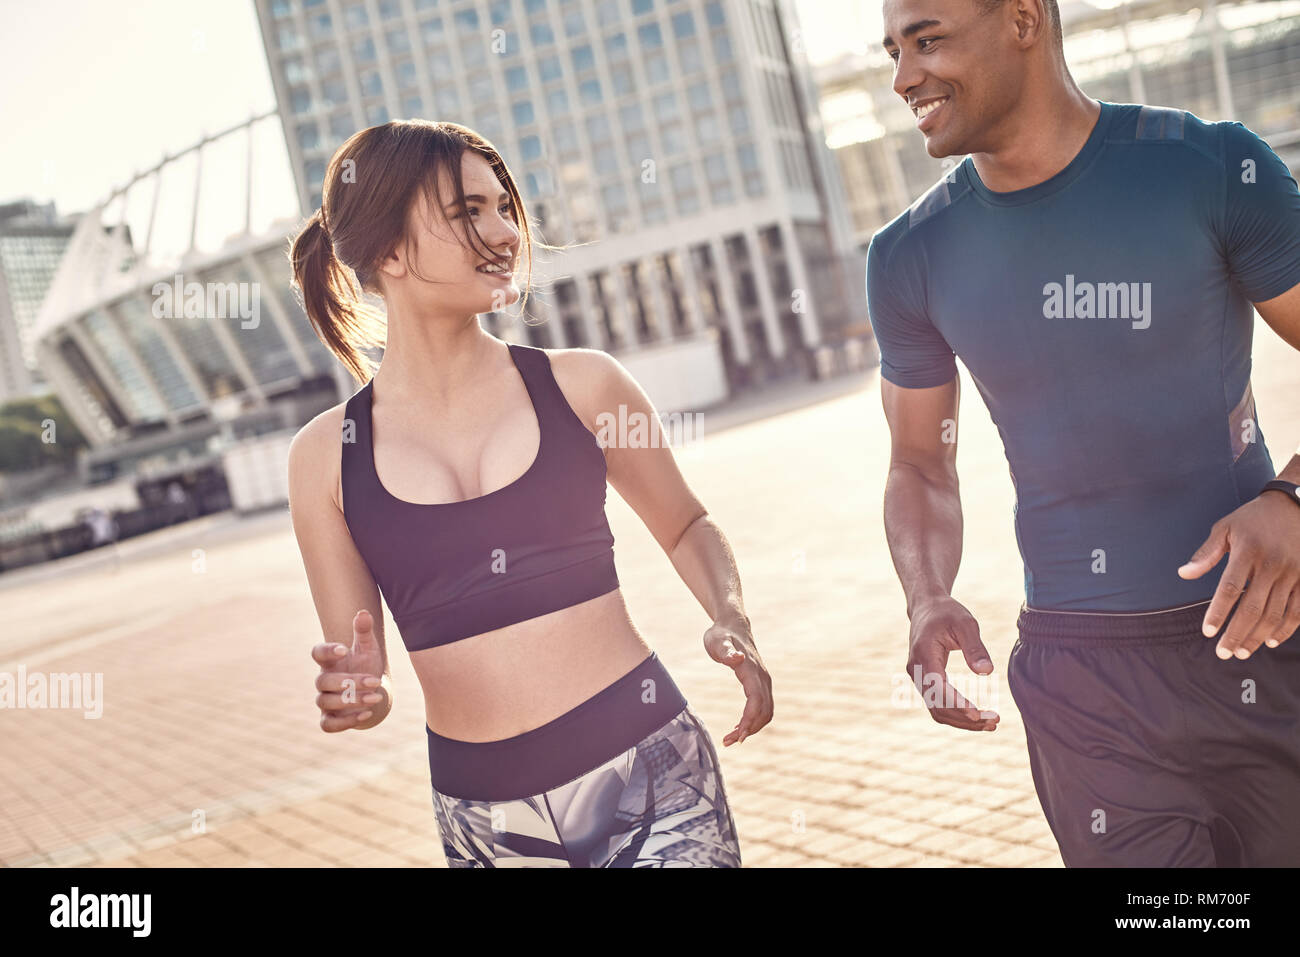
left=311, top=609, right=388, bottom=732
left=906, top=596, right=1000, bottom=732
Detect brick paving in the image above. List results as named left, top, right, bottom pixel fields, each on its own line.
left=2, top=318, right=1296, bottom=867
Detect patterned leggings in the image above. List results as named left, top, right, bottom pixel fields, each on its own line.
left=430, top=706, right=742, bottom=867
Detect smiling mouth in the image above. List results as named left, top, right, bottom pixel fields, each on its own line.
left=476, top=259, right=513, bottom=276
left=913, top=96, right=949, bottom=123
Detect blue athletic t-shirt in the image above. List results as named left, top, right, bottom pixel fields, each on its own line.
left=866, top=101, right=1300, bottom=612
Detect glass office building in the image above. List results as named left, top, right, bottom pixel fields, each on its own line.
left=254, top=0, right=868, bottom=388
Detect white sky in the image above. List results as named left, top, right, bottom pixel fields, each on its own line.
left=1, top=0, right=881, bottom=218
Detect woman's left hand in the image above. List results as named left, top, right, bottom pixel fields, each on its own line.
left=704, top=612, right=773, bottom=746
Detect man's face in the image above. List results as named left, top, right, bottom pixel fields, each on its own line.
left=881, top=0, right=1021, bottom=157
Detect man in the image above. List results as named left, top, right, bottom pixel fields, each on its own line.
left=867, top=0, right=1300, bottom=866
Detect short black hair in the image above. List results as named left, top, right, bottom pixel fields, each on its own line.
left=977, top=0, right=1063, bottom=45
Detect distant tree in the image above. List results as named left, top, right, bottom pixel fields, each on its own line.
left=0, top=394, right=87, bottom=472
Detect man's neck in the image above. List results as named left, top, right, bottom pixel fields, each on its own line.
left=968, top=86, right=1102, bottom=194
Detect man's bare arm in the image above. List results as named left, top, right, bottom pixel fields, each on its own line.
left=881, top=374, right=998, bottom=732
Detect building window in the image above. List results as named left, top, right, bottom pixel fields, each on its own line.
left=678, top=37, right=702, bottom=74
left=308, top=13, right=333, bottom=39
left=713, top=30, right=733, bottom=62
left=553, top=121, right=578, bottom=156
left=737, top=143, right=763, bottom=196
left=277, top=24, right=302, bottom=51
left=611, top=65, right=634, bottom=97
left=660, top=122, right=686, bottom=155
left=595, top=0, right=620, bottom=26
left=687, top=80, right=711, bottom=110
left=538, top=54, right=562, bottom=82
left=729, top=104, right=750, bottom=135
left=531, top=22, right=555, bottom=46
left=285, top=57, right=310, bottom=86
left=652, top=91, right=679, bottom=122
left=572, top=44, right=595, bottom=73
left=316, top=44, right=341, bottom=75
left=298, top=122, right=320, bottom=150
left=386, top=28, right=410, bottom=54
left=329, top=112, right=354, bottom=139
left=585, top=112, right=612, bottom=142
left=637, top=23, right=662, bottom=50
left=671, top=163, right=699, bottom=214
left=463, top=39, right=487, bottom=67
left=594, top=144, right=618, bottom=174
left=420, top=17, right=445, bottom=44
left=436, top=87, right=460, bottom=114
left=352, top=35, right=376, bottom=64
left=564, top=10, right=586, bottom=37
left=695, top=112, right=720, bottom=143
left=644, top=51, right=669, bottom=85
left=705, top=154, right=734, bottom=204
left=619, top=102, right=645, bottom=133
left=344, top=3, right=368, bottom=29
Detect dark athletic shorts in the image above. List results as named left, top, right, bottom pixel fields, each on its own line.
left=1007, top=599, right=1300, bottom=867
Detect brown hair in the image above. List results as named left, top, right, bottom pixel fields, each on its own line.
left=289, top=119, right=551, bottom=384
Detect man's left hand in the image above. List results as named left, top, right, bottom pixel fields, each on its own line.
left=1179, top=490, right=1300, bottom=659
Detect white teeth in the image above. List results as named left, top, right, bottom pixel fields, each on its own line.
left=478, top=263, right=510, bottom=274
left=916, top=98, right=947, bottom=118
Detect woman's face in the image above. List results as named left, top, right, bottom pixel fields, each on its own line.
left=382, top=150, right=522, bottom=318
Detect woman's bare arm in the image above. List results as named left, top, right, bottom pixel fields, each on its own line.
left=551, top=349, right=772, bottom=746
left=287, top=406, right=393, bottom=731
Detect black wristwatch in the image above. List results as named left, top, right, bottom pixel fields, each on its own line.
left=1260, top=479, right=1300, bottom=509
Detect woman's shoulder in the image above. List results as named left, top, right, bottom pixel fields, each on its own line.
left=289, top=398, right=353, bottom=513
left=536, top=346, right=630, bottom=425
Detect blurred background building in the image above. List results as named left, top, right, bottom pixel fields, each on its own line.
left=0, top=200, right=77, bottom=401
left=30, top=112, right=338, bottom=474
left=819, top=0, right=1300, bottom=250
left=252, top=0, right=868, bottom=399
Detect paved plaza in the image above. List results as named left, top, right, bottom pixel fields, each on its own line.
left=2, top=319, right=1297, bottom=867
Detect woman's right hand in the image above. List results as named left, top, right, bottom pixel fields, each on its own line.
left=311, top=609, right=390, bottom=732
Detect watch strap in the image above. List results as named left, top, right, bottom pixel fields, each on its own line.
left=1260, top=480, right=1300, bottom=507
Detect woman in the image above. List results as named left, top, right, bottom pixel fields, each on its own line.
left=285, top=120, right=772, bottom=867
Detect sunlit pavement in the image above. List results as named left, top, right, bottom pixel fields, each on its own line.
left=3, top=319, right=1296, bottom=868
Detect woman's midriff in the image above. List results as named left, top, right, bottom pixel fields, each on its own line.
left=409, top=588, right=653, bottom=742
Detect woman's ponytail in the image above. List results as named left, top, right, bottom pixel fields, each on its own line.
left=288, top=208, right=386, bottom=385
